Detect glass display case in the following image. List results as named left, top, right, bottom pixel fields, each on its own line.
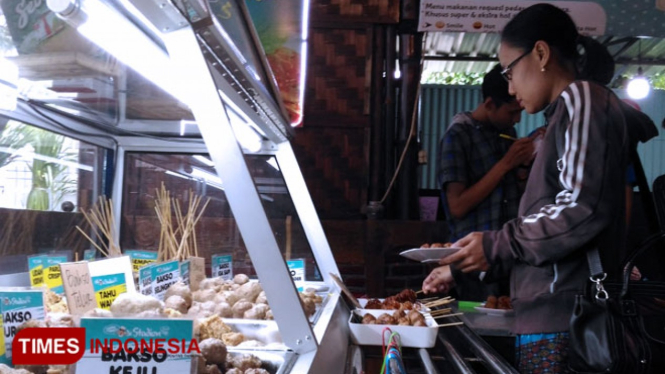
left=0, top=0, right=349, bottom=372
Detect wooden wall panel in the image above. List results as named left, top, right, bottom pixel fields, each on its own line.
left=311, top=0, right=399, bottom=23
left=305, top=28, right=371, bottom=120
left=291, top=127, right=369, bottom=219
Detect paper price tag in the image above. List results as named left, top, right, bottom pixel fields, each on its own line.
left=60, top=262, right=96, bottom=315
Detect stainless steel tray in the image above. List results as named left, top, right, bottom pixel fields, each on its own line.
left=222, top=318, right=285, bottom=348
left=226, top=349, right=296, bottom=374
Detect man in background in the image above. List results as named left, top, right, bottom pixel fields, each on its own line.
left=433, top=64, right=534, bottom=301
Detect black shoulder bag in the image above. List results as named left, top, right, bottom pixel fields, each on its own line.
left=568, top=232, right=665, bottom=373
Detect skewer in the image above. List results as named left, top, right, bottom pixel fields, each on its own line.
left=416, top=290, right=424, bottom=294
left=419, top=297, right=439, bottom=303
left=425, top=298, right=456, bottom=308
left=433, top=313, right=463, bottom=319
left=437, top=321, right=464, bottom=328
left=429, top=308, right=452, bottom=316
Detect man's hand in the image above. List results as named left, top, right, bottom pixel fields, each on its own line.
left=440, top=232, right=489, bottom=273
left=501, top=137, right=534, bottom=169
left=422, top=265, right=455, bottom=294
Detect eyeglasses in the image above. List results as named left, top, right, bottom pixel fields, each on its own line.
left=501, top=49, right=532, bottom=81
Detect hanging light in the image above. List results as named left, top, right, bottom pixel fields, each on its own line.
left=627, top=40, right=650, bottom=100
left=627, top=67, right=650, bottom=100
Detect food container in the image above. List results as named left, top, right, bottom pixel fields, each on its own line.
left=226, top=349, right=296, bottom=374
left=222, top=318, right=286, bottom=349
left=348, top=309, right=439, bottom=348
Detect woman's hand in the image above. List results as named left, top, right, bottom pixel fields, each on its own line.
left=422, top=265, right=455, bottom=295
left=440, top=232, right=489, bottom=273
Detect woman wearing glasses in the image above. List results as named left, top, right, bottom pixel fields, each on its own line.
left=423, top=3, right=637, bottom=372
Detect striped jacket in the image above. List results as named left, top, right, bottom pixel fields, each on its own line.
left=482, top=80, right=630, bottom=334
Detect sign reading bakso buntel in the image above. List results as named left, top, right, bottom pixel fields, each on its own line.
left=419, top=0, right=665, bottom=37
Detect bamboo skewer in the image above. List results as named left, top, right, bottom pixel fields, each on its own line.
left=425, top=298, right=455, bottom=308
left=154, top=184, right=210, bottom=262
left=438, top=321, right=464, bottom=328
left=76, top=196, right=120, bottom=258
left=429, top=308, right=452, bottom=316
left=433, top=313, right=463, bottom=319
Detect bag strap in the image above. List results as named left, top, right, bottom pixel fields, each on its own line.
left=585, top=232, right=665, bottom=300
left=585, top=248, right=609, bottom=300
left=631, top=147, right=661, bottom=235
left=620, top=231, right=665, bottom=297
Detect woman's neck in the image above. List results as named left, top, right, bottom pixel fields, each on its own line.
left=548, top=67, right=576, bottom=103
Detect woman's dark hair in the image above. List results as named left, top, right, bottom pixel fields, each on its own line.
left=501, top=3, right=614, bottom=85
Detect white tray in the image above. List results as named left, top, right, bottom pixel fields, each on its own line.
left=399, top=247, right=461, bottom=263
left=348, top=310, right=439, bottom=348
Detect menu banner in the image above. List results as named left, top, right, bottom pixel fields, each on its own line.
left=418, top=1, right=606, bottom=35
left=92, top=273, right=127, bottom=310
left=0, top=289, right=45, bottom=360
left=211, top=254, right=233, bottom=281
left=125, top=250, right=158, bottom=273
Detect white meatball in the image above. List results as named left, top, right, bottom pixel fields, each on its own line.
left=214, top=302, right=233, bottom=318
left=232, top=301, right=253, bottom=318
left=163, top=281, right=192, bottom=308
left=233, top=274, right=250, bottom=285
left=165, top=295, right=188, bottom=314
left=199, top=338, right=227, bottom=365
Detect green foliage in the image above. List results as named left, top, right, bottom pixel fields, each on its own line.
left=0, top=120, right=31, bottom=168
left=1, top=122, right=77, bottom=211
left=421, top=71, right=485, bottom=85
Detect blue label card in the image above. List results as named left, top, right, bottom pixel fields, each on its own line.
left=78, top=317, right=194, bottom=374
left=152, top=261, right=180, bottom=301
left=0, top=289, right=45, bottom=360
left=125, top=250, right=159, bottom=273
left=287, top=259, right=306, bottom=292
left=211, top=254, right=233, bottom=281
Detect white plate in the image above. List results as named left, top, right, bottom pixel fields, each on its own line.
left=399, top=247, right=461, bottom=263
left=474, top=305, right=514, bottom=316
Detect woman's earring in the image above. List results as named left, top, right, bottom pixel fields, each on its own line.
left=541, top=67, right=547, bottom=72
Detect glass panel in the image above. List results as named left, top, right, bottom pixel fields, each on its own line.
left=245, top=154, right=322, bottom=282
left=120, top=152, right=255, bottom=275
left=120, top=152, right=322, bottom=282
left=0, top=117, right=107, bottom=273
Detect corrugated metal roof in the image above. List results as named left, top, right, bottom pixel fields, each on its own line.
left=423, top=32, right=665, bottom=81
